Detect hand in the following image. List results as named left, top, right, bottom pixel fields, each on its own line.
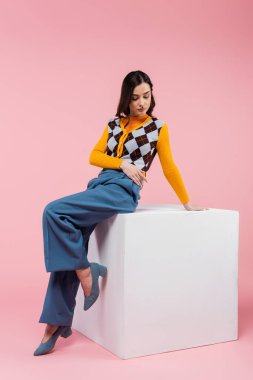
left=120, top=160, right=148, bottom=187
left=183, top=202, right=209, bottom=211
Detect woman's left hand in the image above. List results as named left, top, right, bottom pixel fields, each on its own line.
left=183, top=202, right=209, bottom=211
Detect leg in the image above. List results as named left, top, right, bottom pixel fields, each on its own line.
left=38, top=171, right=140, bottom=336
left=38, top=270, right=80, bottom=327
left=42, top=178, right=137, bottom=273
left=38, top=218, right=97, bottom=326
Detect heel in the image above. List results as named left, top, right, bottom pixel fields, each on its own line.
left=60, top=327, right=72, bottom=338
left=83, top=262, right=107, bottom=311
left=99, top=264, right=107, bottom=278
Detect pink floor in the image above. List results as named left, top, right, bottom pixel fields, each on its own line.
left=1, top=0, right=252, bottom=378
left=2, top=288, right=253, bottom=380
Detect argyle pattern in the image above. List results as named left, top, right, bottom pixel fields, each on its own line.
left=106, top=117, right=164, bottom=172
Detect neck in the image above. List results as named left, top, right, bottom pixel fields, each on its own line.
left=128, top=113, right=148, bottom=119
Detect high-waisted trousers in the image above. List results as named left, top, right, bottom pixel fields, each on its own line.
left=38, top=168, right=141, bottom=327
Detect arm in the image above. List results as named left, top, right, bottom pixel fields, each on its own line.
left=156, top=123, right=190, bottom=204
left=89, top=125, right=124, bottom=169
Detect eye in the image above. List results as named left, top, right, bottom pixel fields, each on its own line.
left=131, top=95, right=150, bottom=101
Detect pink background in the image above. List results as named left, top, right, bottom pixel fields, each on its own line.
left=1, top=0, right=252, bottom=378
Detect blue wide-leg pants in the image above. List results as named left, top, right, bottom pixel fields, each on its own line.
left=38, top=169, right=141, bottom=326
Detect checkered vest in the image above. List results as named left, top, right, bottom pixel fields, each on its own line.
left=106, top=116, right=164, bottom=172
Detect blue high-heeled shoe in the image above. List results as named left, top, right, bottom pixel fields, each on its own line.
left=84, top=262, right=107, bottom=311
left=33, top=325, right=72, bottom=356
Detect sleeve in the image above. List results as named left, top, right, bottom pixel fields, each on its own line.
left=89, top=124, right=124, bottom=169
left=156, top=122, right=190, bottom=204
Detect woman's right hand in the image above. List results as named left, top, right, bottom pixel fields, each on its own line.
left=120, top=160, right=148, bottom=187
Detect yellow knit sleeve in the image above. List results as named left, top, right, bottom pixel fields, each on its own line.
left=89, top=125, right=124, bottom=169
left=156, top=123, right=190, bottom=204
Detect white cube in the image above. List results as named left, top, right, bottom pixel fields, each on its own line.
left=72, top=204, right=239, bottom=359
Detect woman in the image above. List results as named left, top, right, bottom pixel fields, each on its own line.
left=33, top=70, right=208, bottom=356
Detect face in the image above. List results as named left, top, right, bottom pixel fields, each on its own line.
left=129, top=82, right=152, bottom=116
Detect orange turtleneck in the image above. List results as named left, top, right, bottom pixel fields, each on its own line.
left=122, top=113, right=149, bottom=131
left=89, top=114, right=190, bottom=204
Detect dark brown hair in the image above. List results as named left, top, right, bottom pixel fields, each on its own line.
left=115, top=71, right=156, bottom=124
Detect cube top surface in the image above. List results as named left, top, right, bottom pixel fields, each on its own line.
left=133, top=204, right=239, bottom=215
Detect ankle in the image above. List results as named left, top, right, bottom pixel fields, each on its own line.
left=45, top=324, right=58, bottom=334
left=76, top=267, right=91, bottom=278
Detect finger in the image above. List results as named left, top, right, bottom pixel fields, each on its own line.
left=140, top=176, right=147, bottom=184
left=139, top=172, right=148, bottom=182
left=135, top=174, right=143, bottom=185
left=133, top=175, right=142, bottom=186
left=142, top=175, right=148, bottom=183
